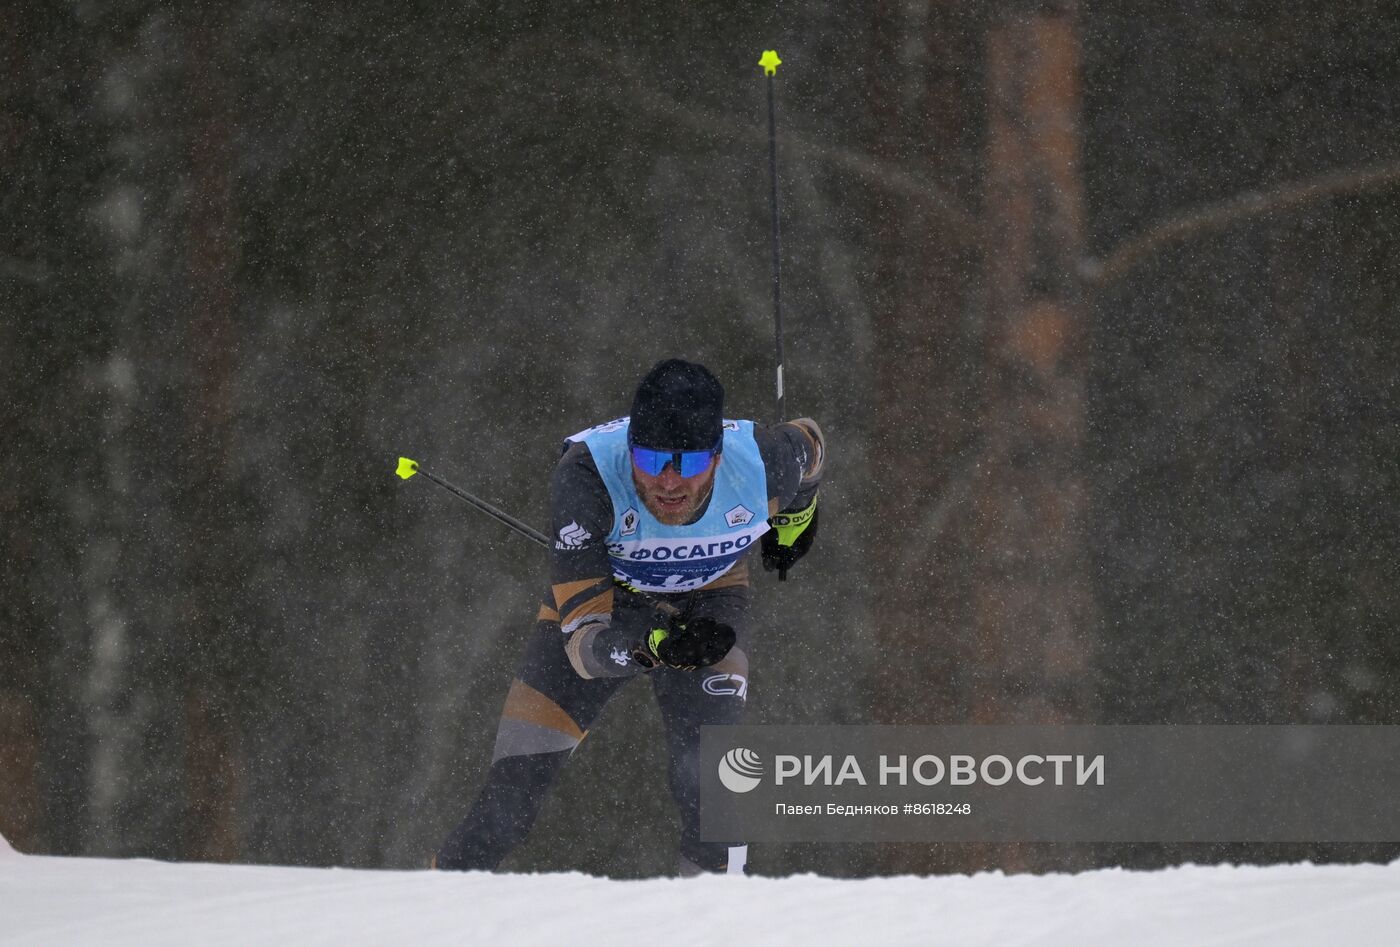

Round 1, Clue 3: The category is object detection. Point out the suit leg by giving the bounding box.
[435,622,625,871]
[652,642,750,875]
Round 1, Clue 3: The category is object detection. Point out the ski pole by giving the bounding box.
[396,457,683,618]
[759,50,796,582]
[759,49,786,424]
[396,457,550,547]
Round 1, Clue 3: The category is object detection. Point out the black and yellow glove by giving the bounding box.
[632,615,736,671]
[761,494,819,578]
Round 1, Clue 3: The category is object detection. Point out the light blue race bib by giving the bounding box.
[566,417,770,593]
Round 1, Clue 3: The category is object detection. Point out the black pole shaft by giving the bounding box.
[766,73,785,425]
[765,71,792,583]
[416,467,550,548]
[411,463,683,617]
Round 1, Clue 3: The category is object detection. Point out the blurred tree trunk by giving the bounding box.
[185,691,240,860]
[4,4,120,858]
[868,0,1095,876]
[181,18,243,863]
[973,1,1094,727]
[962,1,1097,876]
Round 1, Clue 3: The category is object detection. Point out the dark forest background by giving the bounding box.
[3,1,1398,877]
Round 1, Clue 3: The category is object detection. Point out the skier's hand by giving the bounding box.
[761,495,818,574]
[633,615,735,671]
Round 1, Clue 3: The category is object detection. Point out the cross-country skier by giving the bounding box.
[434,358,824,875]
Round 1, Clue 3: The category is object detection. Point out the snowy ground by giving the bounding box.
[4,833,1400,946]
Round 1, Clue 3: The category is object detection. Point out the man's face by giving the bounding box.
[632,452,720,525]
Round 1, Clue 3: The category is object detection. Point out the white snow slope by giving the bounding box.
[3,833,1400,946]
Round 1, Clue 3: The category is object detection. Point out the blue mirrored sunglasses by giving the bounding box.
[629,445,718,478]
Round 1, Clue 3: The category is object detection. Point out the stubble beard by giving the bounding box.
[637,476,716,526]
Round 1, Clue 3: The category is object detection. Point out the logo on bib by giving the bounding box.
[620,507,640,536]
[725,504,755,528]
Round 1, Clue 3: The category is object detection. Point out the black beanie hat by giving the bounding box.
[629,359,725,451]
